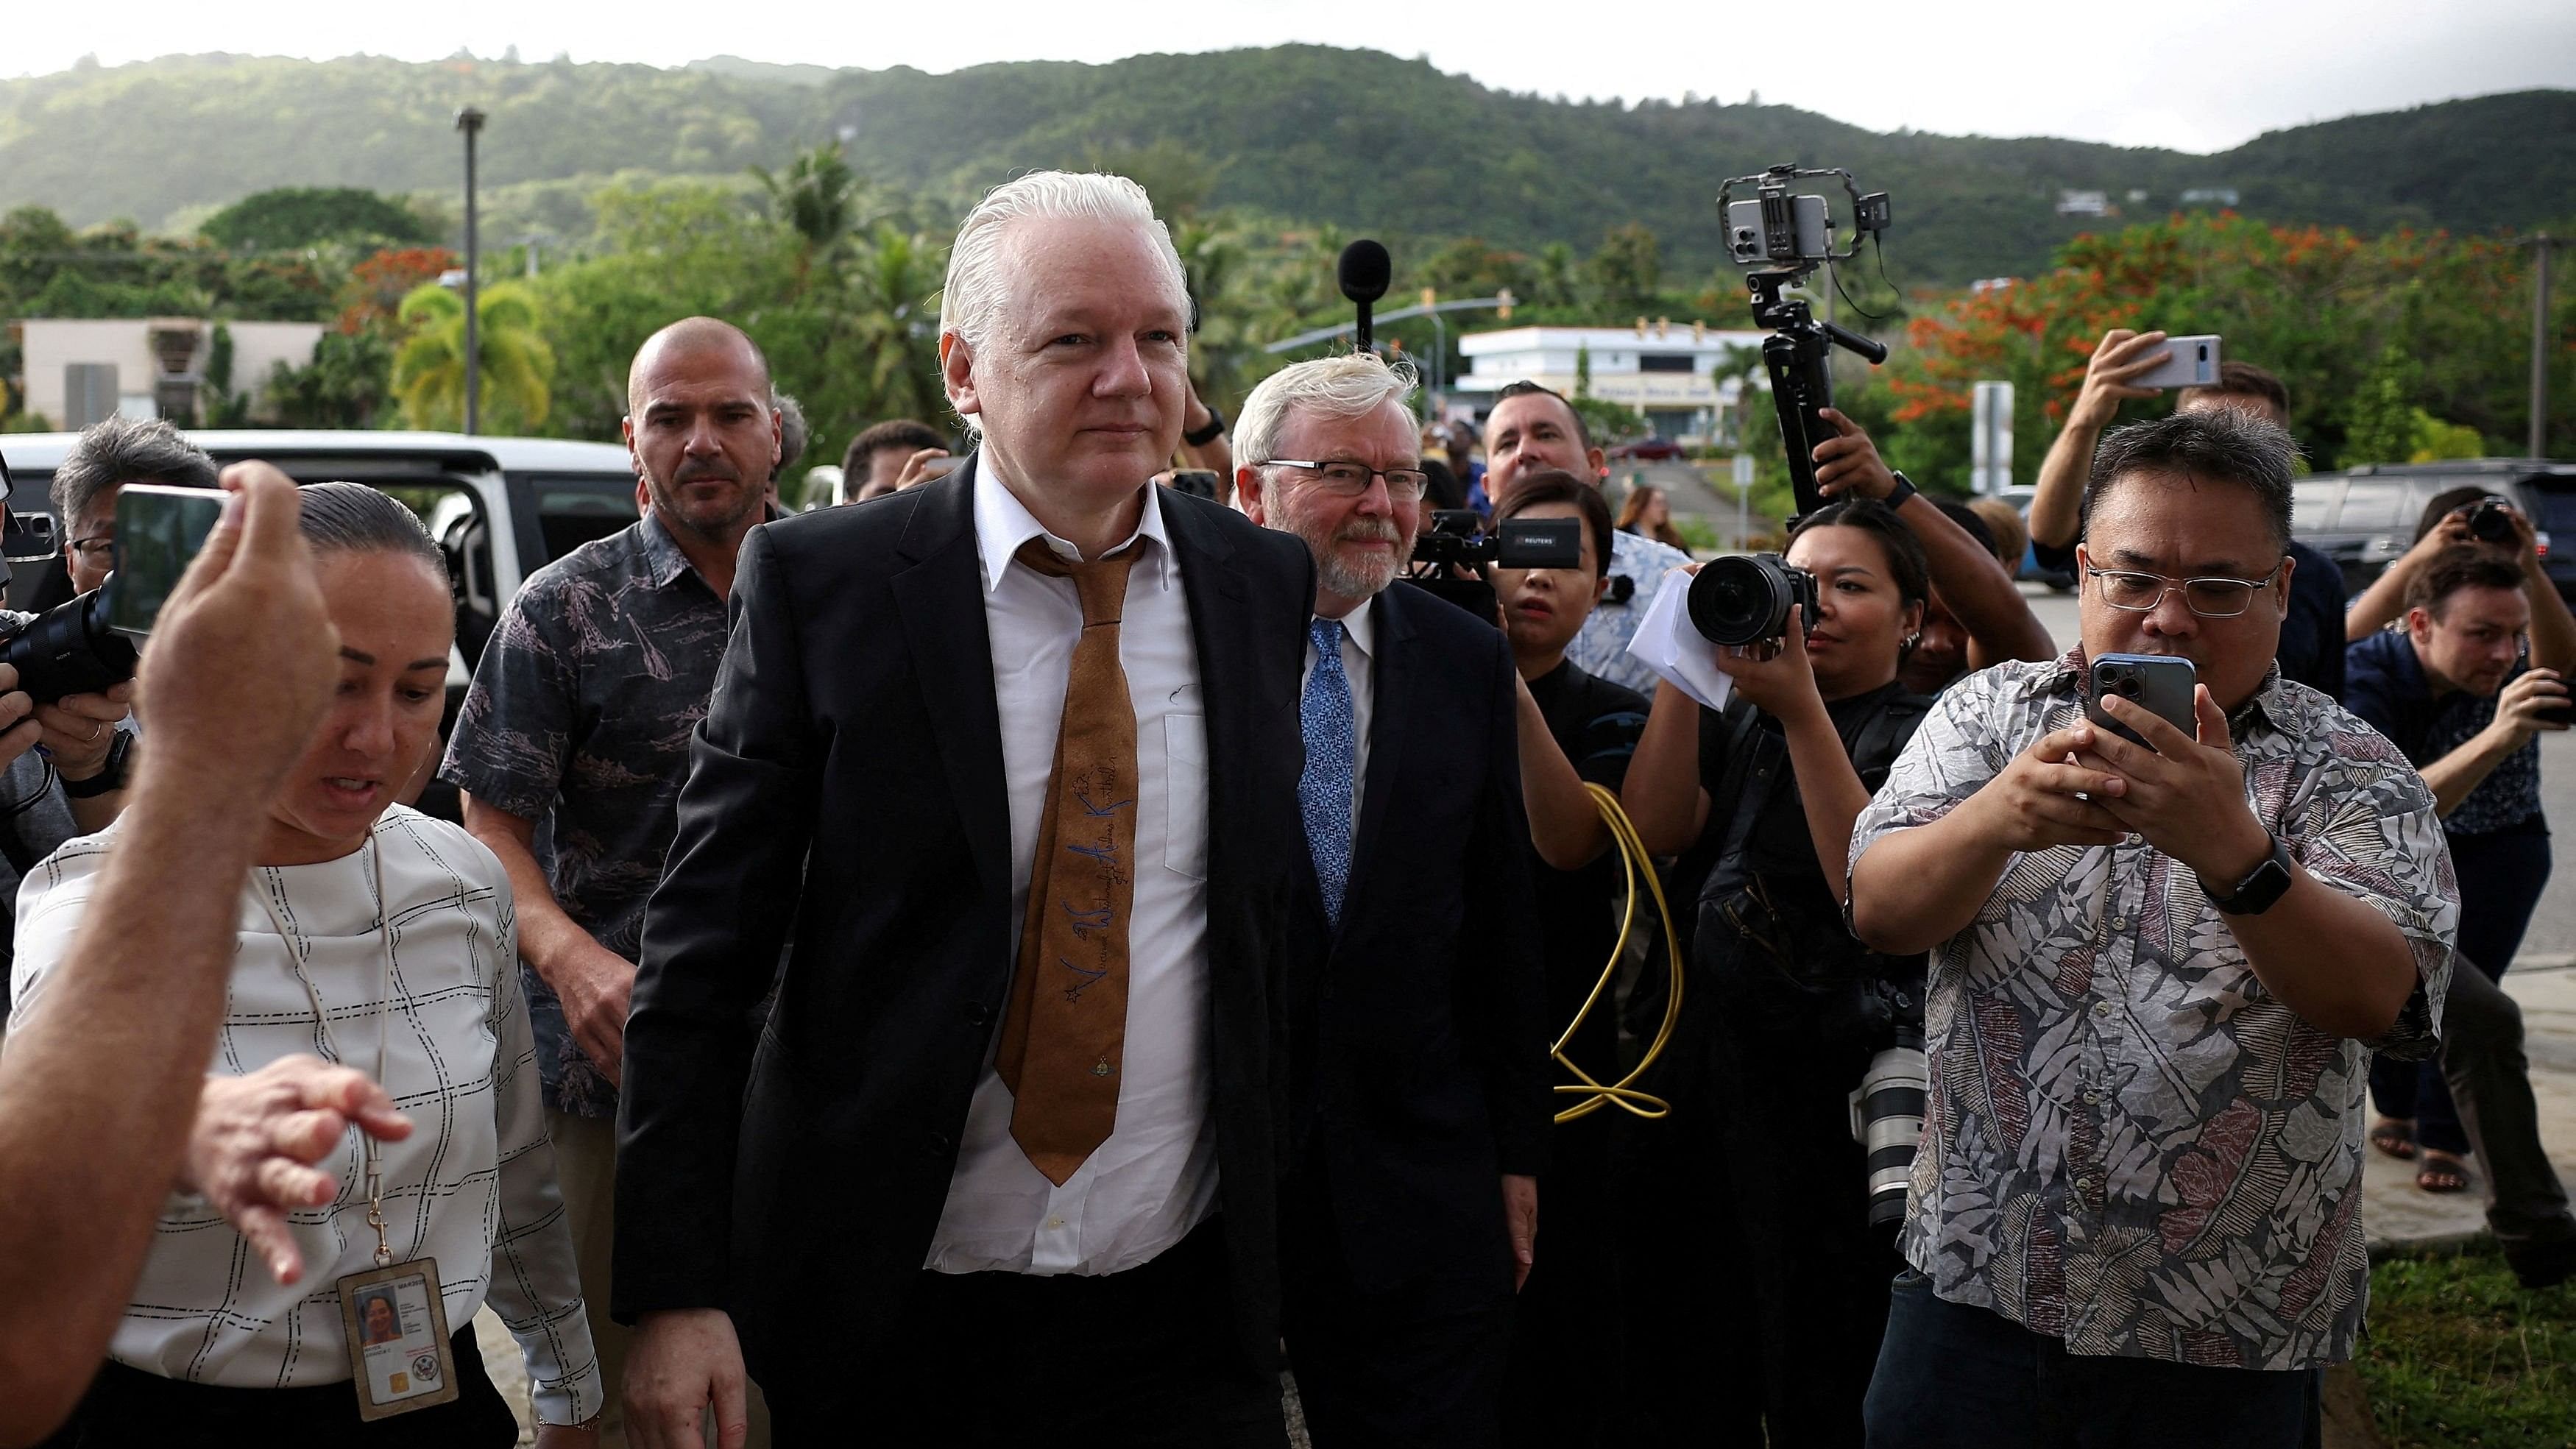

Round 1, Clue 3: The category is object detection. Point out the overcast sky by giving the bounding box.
[9,0,2571,154]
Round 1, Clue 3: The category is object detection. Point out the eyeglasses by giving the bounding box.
[69,534,116,564]
[1264,459,1430,503]
[2083,558,2285,618]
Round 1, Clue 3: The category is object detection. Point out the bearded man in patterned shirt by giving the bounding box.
[442,316,780,1447]
[1845,408,2456,1448]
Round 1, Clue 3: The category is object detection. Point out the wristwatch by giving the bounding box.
[1183,405,1227,448]
[2207,833,2293,915]
[1882,470,1919,510]
[60,729,132,798]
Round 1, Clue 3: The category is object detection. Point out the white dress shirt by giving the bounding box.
[924,468,1216,1277]
[1302,598,1379,826]
[7,808,602,1425]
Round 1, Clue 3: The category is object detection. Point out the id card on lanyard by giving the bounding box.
[256,828,460,1419]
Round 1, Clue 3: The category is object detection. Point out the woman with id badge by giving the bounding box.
[10,483,601,1445]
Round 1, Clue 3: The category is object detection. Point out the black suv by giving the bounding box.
[2291,459,2576,600]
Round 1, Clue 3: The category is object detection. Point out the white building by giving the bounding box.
[13,318,325,430]
[1455,322,1769,442]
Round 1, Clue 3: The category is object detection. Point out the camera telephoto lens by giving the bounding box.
[1688,553,1820,648]
[1688,555,1794,647]
[1853,1030,1928,1230]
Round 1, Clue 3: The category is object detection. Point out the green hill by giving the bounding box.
[1,46,2565,282]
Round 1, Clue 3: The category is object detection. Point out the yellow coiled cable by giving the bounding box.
[1551,782,1685,1124]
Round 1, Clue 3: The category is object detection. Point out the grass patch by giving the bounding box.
[2359,1239,2575,1447]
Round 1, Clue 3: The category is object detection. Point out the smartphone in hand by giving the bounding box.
[108,483,227,637]
[2087,653,2198,749]
[2133,335,2222,389]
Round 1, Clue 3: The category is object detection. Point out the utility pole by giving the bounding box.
[456,107,486,436]
[2523,233,2558,459]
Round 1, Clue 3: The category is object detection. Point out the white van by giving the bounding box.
[0,430,643,818]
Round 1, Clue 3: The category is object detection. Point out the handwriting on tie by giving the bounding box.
[1058,955,1108,1002]
[1055,767,1131,1004]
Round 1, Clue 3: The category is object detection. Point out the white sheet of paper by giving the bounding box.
[1626,573,1734,712]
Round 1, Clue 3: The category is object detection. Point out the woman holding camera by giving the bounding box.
[1615,497,1933,1448]
[11,484,600,1445]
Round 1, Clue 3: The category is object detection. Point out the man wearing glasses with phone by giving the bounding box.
[1847,408,2456,1448]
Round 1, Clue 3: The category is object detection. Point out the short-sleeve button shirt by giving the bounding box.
[1847,651,2458,1371]
[1568,528,1691,696]
[439,512,731,1118]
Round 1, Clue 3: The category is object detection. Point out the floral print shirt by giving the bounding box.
[1849,651,2457,1370]
[440,513,731,1118]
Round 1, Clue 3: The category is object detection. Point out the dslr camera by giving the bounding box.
[1687,553,1819,648]
[0,448,139,704]
[2461,495,2519,545]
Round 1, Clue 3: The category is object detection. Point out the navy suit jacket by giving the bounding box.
[1289,580,1552,1295]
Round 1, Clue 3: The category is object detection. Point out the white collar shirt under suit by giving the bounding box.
[925,468,1217,1277]
[6,807,602,1425]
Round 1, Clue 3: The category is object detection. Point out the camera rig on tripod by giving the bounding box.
[1718,164,1893,517]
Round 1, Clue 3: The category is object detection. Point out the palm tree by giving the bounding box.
[841,222,949,427]
[1171,215,1264,406]
[753,144,859,249]
[752,144,864,287]
[391,280,553,432]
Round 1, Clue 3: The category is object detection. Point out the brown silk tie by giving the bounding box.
[994,537,1141,1185]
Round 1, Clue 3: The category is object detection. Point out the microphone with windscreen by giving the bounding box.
[1337,239,1391,352]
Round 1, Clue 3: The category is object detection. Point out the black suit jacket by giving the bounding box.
[612,458,1316,1381]
[1291,580,1551,1295]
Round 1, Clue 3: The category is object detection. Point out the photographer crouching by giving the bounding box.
[1616,497,1935,1445]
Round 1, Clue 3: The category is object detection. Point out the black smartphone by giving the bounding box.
[108,483,227,637]
[2087,653,2198,749]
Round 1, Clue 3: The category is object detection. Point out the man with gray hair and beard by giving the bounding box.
[1236,353,1549,1448]
[615,172,1314,1446]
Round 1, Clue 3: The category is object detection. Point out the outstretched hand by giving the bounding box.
[2068,330,2171,432]
[183,1055,411,1284]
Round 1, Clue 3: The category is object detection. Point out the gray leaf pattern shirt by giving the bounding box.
[440,513,730,1119]
[1848,651,2457,1371]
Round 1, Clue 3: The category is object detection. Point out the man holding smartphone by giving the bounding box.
[2026,343,2348,697]
[1848,408,2455,1448]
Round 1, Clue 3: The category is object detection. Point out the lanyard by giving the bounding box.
[252,827,399,1266]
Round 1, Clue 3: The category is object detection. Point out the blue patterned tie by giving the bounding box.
[1301,616,1359,927]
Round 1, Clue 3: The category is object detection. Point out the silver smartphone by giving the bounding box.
[2134,334,2221,389]
[2087,653,2198,749]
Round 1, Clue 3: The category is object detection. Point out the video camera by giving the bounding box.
[1719,165,1894,518]
[1406,509,1585,621]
